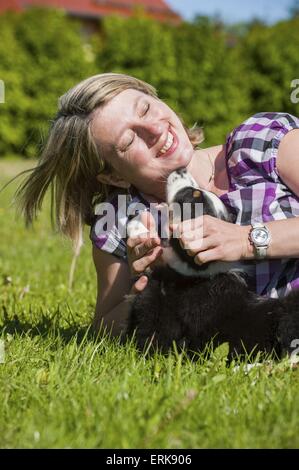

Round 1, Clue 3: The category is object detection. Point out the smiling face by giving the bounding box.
[91,88,194,200]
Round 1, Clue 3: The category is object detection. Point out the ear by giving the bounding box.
[96,171,131,189]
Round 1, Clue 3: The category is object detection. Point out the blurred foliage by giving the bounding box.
[0,8,96,158]
[0,7,299,157]
[241,18,299,115]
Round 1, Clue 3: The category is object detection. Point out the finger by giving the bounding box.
[182,233,219,253]
[178,216,204,231]
[132,246,163,275]
[179,228,205,248]
[128,237,161,261]
[170,217,204,238]
[194,248,221,265]
[131,275,148,294]
[127,234,160,250]
[136,237,161,257]
[127,209,159,243]
[185,239,211,255]
[139,210,158,238]
[132,246,163,274]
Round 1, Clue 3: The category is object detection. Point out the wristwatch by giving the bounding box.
[249,223,271,259]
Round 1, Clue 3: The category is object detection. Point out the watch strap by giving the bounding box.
[255,245,267,259]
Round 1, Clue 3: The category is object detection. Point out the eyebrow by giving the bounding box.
[116,94,142,147]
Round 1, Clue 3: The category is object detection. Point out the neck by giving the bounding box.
[138,144,228,203]
[186,148,214,189]
[187,145,228,196]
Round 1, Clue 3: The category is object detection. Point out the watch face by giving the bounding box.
[251,228,269,246]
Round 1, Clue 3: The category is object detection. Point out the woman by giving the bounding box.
[16,73,299,336]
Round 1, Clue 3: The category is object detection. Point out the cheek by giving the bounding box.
[129,143,151,165]
[115,147,149,177]
[136,149,149,164]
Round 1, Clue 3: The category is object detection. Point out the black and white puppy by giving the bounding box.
[126,169,299,359]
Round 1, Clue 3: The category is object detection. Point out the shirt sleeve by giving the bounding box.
[225,112,299,186]
[89,192,128,260]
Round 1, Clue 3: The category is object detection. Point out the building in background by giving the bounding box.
[0,0,181,34]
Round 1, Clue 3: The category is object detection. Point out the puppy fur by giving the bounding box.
[126,169,299,358]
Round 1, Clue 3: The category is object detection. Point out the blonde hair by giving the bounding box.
[15,73,204,253]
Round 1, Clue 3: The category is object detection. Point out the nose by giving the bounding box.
[136,121,164,147]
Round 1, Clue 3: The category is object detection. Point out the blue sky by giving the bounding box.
[167,0,295,24]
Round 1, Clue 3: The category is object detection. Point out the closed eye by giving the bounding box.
[121,102,150,151]
[125,134,135,150]
[141,102,150,116]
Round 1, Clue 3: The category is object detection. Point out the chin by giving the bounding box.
[175,147,193,168]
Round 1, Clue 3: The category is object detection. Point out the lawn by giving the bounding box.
[0,159,299,449]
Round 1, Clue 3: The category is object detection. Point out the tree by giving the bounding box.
[0,8,96,158]
[242,17,299,115]
[2,7,298,158]
[95,14,178,104]
[289,0,299,18]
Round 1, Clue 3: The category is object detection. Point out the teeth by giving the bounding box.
[158,131,174,156]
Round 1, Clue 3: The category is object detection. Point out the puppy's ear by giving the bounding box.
[192,190,201,198]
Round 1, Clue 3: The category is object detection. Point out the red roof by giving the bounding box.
[0,0,181,24]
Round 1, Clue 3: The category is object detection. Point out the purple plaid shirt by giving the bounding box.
[90,112,299,298]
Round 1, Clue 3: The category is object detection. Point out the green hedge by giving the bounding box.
[0,7,299,158]
[0,8,96,158]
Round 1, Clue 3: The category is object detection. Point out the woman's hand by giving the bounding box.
[127,211,163,292]
[171,215,253,264]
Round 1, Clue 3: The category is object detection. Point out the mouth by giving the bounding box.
[156,128,178,158]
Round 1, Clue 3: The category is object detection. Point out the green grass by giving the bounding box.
[1,159,299,449]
